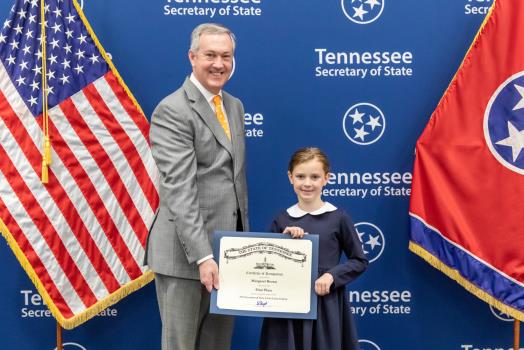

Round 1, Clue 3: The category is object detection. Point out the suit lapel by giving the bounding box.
[183,78,233,156]
[223,93,242,178]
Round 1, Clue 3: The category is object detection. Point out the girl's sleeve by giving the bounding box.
[328,212,369,289]
[268,213,283,233]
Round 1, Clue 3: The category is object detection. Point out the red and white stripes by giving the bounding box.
[0,61,159,320]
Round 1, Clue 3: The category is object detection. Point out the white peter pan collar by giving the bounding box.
[286,202,337,218]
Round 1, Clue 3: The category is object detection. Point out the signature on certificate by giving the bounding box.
[256,300,268,307]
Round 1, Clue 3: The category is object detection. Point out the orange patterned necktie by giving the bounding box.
[212,95,231,140]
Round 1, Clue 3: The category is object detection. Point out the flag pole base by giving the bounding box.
[515,320,520,350]
[57,322,63,350]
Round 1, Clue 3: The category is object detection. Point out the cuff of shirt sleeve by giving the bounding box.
[197,255,214,265]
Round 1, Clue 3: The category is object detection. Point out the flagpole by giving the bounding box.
[56,322,63,350]
[40,0,51,184]
[42,0,58,344]
[515,320,520,350]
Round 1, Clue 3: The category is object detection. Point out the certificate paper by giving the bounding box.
[210,231,318,319]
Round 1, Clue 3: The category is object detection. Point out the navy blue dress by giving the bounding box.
[259,206,368,350]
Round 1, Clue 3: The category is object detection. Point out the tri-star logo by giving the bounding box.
[355,222,385,263]
[343,102,386,145]
[358,339,382,350]
[341,0,384,24]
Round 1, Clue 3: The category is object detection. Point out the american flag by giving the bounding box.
[0,0,159,328]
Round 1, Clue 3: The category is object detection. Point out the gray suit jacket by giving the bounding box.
[146,77,249,280]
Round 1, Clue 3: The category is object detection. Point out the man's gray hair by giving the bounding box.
[190,23,236,53]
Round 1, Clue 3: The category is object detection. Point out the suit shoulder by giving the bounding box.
[151,87,192,120]
[156,85,188,107]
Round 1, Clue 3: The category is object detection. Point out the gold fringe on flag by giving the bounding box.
[72,0,146,118]
[1,213,154,329]
[409,241,524,322]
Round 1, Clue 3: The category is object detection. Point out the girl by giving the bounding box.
[259,147,368,350]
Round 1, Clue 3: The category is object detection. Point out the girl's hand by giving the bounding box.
[315,273,334,296]
[283,226,305,238]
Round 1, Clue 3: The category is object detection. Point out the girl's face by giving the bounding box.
[288,158,329,206]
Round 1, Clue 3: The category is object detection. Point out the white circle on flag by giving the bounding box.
[484,70,524,175]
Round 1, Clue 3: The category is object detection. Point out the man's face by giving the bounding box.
[189,33,234,95]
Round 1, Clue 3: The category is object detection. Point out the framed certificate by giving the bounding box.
[210,231,319,319]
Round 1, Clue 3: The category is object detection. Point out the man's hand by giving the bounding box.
[199,259,219,292]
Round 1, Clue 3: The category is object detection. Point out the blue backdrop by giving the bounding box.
[0,1,520,349]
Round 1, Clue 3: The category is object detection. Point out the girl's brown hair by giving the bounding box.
[288,147,330,174]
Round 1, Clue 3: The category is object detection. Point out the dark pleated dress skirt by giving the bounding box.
[259,286,360,350]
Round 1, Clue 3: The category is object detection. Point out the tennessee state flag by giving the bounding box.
[409,0,524,321]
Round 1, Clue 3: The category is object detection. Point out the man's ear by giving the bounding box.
[188,50,196,67]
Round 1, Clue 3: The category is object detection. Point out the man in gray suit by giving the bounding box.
[146,23,249,350]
